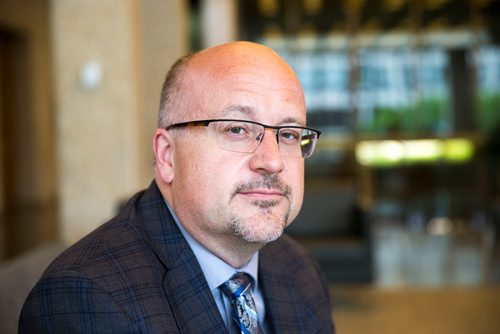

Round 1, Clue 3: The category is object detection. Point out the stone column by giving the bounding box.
[200,0,237,48]
[51,0,187,243]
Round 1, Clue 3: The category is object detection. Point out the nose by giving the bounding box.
[249,128,284,174]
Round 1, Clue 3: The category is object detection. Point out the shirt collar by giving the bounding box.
[165,203,259,291]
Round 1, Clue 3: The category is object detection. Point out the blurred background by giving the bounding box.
[0,0,499,333]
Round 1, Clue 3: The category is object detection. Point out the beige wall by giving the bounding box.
[0,0,188,252]
[51,0,187,243]
[136,0,188,187]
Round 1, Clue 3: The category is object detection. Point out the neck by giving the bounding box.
[187,224,264,268]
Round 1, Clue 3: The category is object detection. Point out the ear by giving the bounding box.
[153,128,175,184]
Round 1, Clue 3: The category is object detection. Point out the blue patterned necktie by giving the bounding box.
[220,272,263,334]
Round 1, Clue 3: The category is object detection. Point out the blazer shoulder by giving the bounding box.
[36,187,161,296]
[46,191,150,275]
[21,185,177,332]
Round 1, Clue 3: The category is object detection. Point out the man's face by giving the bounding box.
[168,48,306,247]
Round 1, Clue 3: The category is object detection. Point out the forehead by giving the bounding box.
[184,54,306,124]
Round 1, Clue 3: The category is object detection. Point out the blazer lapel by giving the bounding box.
[138,182,228,333]
[161,243,227,333]
[259,239,311,333]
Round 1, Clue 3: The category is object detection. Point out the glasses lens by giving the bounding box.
[299,131,318,158]
[278,128,318,158]
[214,121,263,153]
[213,120,319,158]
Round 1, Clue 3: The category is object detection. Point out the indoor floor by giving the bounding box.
[330,220,500,334]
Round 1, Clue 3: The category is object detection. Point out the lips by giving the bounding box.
[237,189,285,200]
[238,188,284,196]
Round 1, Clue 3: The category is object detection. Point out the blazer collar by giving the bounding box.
[136,181,228,333]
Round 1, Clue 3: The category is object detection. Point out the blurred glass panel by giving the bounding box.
[358,47,450,135]
[475,46,500,131]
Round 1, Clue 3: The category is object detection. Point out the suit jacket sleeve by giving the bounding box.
[19,270,137,333]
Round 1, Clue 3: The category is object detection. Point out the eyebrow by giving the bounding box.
[220,104,305,126]
[221,104,254,116]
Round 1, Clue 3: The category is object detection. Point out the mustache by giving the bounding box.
[233,174,292,198]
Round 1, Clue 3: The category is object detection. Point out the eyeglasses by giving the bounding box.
[166,119,321,158]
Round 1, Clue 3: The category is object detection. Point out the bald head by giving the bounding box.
[158,41,304,127]
[188,42,299,84]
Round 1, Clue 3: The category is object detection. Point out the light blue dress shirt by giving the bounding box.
[166,204,269,333]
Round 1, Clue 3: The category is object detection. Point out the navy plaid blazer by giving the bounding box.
[19,181,334,333]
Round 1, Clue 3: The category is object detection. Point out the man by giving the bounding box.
[19,41,334,333]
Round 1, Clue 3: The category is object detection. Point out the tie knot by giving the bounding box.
[221,272,253,299]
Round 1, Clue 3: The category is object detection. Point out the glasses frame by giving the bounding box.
[166,118,321,158]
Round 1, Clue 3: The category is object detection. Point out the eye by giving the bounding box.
[279,129,301,144]
[220,122,253,140]
[228,126,246,135]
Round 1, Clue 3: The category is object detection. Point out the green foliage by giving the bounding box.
[477,92,500,132]
[360,97,448,135]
